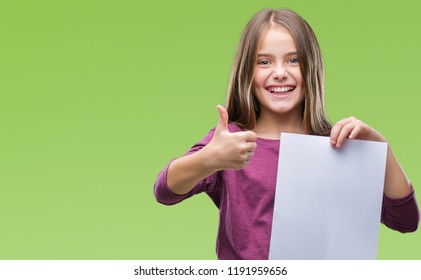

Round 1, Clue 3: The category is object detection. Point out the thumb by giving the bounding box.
[215,105,229,133]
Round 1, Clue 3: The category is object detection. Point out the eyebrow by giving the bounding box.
[257,51,298,57]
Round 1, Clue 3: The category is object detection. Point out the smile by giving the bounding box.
[266,86,296,96]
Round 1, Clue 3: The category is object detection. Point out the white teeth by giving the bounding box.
[268,86,294,93]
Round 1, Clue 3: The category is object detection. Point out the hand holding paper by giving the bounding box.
[330,116,386,148]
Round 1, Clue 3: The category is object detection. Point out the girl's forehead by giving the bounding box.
[257,26,296,52]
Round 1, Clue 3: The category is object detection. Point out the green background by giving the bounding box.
[0,0,419,259]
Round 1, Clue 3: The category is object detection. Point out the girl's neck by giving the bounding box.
[252,110,306,140]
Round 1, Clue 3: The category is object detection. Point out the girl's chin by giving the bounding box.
[262,106,301,115]
[260,100,304,115]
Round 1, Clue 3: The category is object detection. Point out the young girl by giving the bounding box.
[154,9,419,260]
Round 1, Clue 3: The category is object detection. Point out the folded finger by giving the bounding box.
[336,123,355,148]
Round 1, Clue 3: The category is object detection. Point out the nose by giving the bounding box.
[272,64,288,79]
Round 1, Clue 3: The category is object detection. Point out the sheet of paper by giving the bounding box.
[269,133,388,260]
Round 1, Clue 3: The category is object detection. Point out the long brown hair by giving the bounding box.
[226,9,331,136]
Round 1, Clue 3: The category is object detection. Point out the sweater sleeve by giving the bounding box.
[381,184,419,233]
[153,128,219,206]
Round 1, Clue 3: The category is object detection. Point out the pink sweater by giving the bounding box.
[154,124,419,259]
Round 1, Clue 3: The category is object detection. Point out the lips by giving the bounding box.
[266,85,296,96]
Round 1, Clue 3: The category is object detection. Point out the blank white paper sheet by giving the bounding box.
[269,133,388,260]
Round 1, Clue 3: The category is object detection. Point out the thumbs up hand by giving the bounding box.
[203,105,257,171]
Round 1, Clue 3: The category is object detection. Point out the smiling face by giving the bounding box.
[253,26,304,120]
